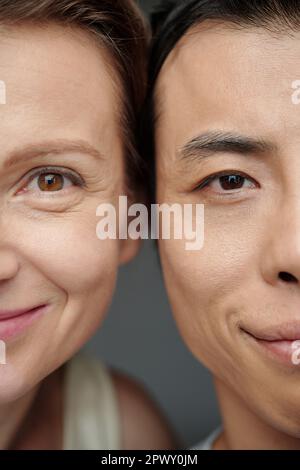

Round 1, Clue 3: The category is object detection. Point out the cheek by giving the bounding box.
[160,226,254,304]
[0,211,120,400]
[9,210,120,297]
[158,220,261,363]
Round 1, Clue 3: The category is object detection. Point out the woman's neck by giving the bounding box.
[0,384,39,449]
[2,365,64,450]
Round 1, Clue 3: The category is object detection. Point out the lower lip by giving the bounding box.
[245,331,300,367]
[0,305,49,341]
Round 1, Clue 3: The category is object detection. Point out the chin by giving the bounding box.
[265,406,300,439]
[0,365,35,404]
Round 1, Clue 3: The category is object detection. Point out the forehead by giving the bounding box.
[0,23,120,156]
[155,23,300,156]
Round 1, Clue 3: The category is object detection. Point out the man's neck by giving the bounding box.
[213,376,300,450]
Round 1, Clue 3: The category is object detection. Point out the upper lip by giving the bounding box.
[241,322,300,341]
[0,305,46,321]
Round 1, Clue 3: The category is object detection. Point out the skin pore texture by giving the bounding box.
[0,23,175,450]
[155,22,300,450]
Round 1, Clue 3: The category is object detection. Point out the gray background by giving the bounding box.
[84,0,221,448]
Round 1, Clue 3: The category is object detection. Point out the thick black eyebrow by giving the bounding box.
[178,131,276,162]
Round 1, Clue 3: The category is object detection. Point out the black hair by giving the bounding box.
[140,0,300,201]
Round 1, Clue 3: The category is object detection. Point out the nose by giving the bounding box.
[261,194,300,286]
[0,248,20,282]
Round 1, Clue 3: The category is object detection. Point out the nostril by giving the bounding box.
[278,271,298,283]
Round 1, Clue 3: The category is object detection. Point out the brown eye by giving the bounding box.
[38,173,64,192]
[196,171,257,194]
[16,167,84,197]
[219,174,245,190]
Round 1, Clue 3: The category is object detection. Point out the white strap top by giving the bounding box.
[190,426,222,450]
[63,352,122,450]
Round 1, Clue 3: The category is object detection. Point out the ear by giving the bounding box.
[119,237,142,266]
[118,188,144,265]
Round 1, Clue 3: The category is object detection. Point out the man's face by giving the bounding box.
[155,24,300,436]
[0,24,136,402]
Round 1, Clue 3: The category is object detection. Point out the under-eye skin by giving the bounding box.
[193,169,259,199]
[15,166,86,197]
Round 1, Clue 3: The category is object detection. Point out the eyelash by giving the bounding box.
[195,170,259,195]
[17,166,85,195]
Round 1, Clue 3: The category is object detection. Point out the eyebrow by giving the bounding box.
[3,139,104,169]
[178,131,276,162]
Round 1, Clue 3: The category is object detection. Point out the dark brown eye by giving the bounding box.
[219,174,245,190]
[196,171,257,194]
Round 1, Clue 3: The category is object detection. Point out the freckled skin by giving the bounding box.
[0,24,138,402]
[156,24,300,449]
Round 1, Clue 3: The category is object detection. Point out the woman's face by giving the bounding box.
[155,25,300,436]
[0,24,137,401]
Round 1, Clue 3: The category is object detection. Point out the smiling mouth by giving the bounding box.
[0,305,48,320]
[0,304,49,340]
[241,326,300,367]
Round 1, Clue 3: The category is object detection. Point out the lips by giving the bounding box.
[0,304,49,340]
[241,321,300,341]
[241,324,300,366]
[0,305,46,321]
